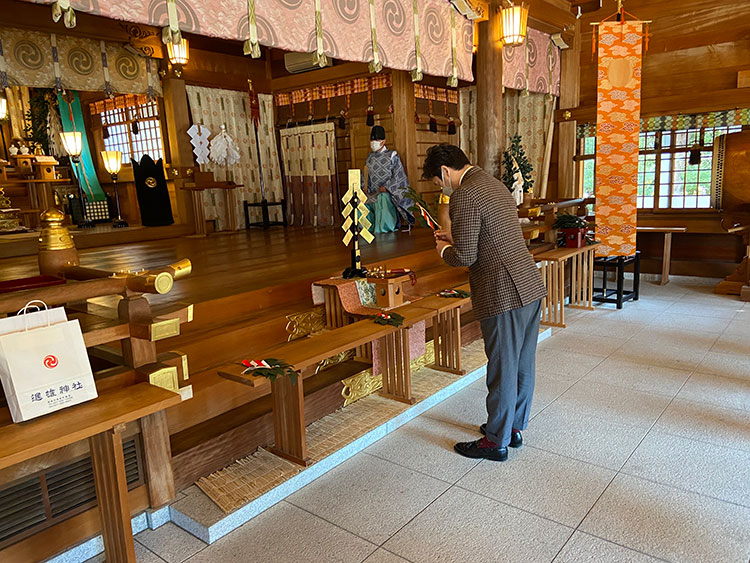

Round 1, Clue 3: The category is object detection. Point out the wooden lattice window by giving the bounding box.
[91,95,164,166]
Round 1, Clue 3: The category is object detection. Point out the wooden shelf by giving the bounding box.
[0,383,181,470]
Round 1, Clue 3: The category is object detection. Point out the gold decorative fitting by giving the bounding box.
[563,110,572,120]
[149,317,180,341]
[169,258,192,279]
[38,207,75,250]
[147,366,179,392]
[152,272,175,294]
[341,370,382,406]
[285,306,325,341]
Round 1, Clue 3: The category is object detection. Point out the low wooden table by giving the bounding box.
[181,182,244,235]
[0,384,181,563]
[218,285,472,465]
[536,244,599,322]
[636,226,687,285]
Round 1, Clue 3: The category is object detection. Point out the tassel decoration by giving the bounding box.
[131,121,139,136]
[338,110,346,130]
[366,105,375,127]
[447,117,456,135]
[429,115,438,133]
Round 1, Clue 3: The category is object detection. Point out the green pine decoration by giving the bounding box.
[23,89,55,155]
[242,358,298,384]
[372,312,405,327]
[502,133,534,194]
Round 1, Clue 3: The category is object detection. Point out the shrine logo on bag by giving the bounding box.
[44,355,59,369]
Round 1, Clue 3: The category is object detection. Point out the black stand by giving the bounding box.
[71,157,94,228]
[110,173,128,228]
[593,252,641,309]
[244,199,287,229]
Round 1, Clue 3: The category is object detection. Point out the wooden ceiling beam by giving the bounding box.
[556,87,750,124]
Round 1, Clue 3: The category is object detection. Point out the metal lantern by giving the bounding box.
[499,2,529,47]
[59,131,83,159]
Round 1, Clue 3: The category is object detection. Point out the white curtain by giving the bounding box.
[458,86,478,164]
[186,86,284,230]
[503,90,555,196]
[279,123,338,227]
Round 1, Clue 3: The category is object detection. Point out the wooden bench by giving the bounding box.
[217,284,472,466]
[0,384,182,563]
[636,226,687,285]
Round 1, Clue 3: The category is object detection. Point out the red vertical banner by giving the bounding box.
[595,21,643,257]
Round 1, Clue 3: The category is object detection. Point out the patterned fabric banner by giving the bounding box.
[502,28,561,96]
[274,74,392,107]
[577,108,750,138]
[0,26,161,96]
[414,84,458,105]
[24,0,473,82]
[595,21,643,258]
[279,122,338,227]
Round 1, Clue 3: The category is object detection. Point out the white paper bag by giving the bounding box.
[0,301,97,422]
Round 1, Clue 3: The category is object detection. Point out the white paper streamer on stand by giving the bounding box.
[209,124,241,167]
[187,124,211,165]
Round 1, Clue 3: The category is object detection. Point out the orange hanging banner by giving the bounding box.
[595,20,643,258]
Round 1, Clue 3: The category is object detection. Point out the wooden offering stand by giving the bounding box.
[0,209,194,563]
[367,267,414,308]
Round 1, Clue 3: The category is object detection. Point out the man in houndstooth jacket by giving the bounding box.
[422,144,547,462]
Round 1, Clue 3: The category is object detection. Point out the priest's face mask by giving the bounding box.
[370,140,385,152]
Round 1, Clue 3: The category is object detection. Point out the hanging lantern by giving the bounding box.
[499,2,529,47]
[167,37,189,66]
[167,38,189,77]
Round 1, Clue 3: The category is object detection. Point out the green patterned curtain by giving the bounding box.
[57,91,105,202]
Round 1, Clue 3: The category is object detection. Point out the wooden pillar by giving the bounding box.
[268,375,308,466]
[476,0,504,177]
[118,294,158,369]
[162,77,196,230]
[557,20,582,199]
[89,426,136,563]
[391,70,419,185]
[140,410,176,508]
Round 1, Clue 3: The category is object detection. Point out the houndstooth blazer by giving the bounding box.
[442,167,546,321]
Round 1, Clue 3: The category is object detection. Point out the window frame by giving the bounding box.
[90,96,167,171]
[576,125,746,214]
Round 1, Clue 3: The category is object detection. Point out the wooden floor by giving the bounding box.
[0,226,437,303]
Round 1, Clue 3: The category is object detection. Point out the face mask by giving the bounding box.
[370,140,384,152]
[441,167,453,197]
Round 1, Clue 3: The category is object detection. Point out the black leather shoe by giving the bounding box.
[479,424,523,448]
[454,439,508,461]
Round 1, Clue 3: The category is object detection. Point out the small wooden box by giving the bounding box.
[33,157,59,180]
[11,155,34,175]
[368,274,412,309]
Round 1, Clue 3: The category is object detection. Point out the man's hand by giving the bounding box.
[436,239,452,258]
[378,186,388,193]
[434,230,453,244]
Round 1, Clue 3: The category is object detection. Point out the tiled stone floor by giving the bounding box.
[88,277,750,563]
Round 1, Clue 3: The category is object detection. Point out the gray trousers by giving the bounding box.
[480,299,543,447]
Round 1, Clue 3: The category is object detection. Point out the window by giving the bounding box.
[94,96,164,165]
[578,124,744,210]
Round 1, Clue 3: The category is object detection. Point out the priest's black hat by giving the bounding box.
[370,125,386,140]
